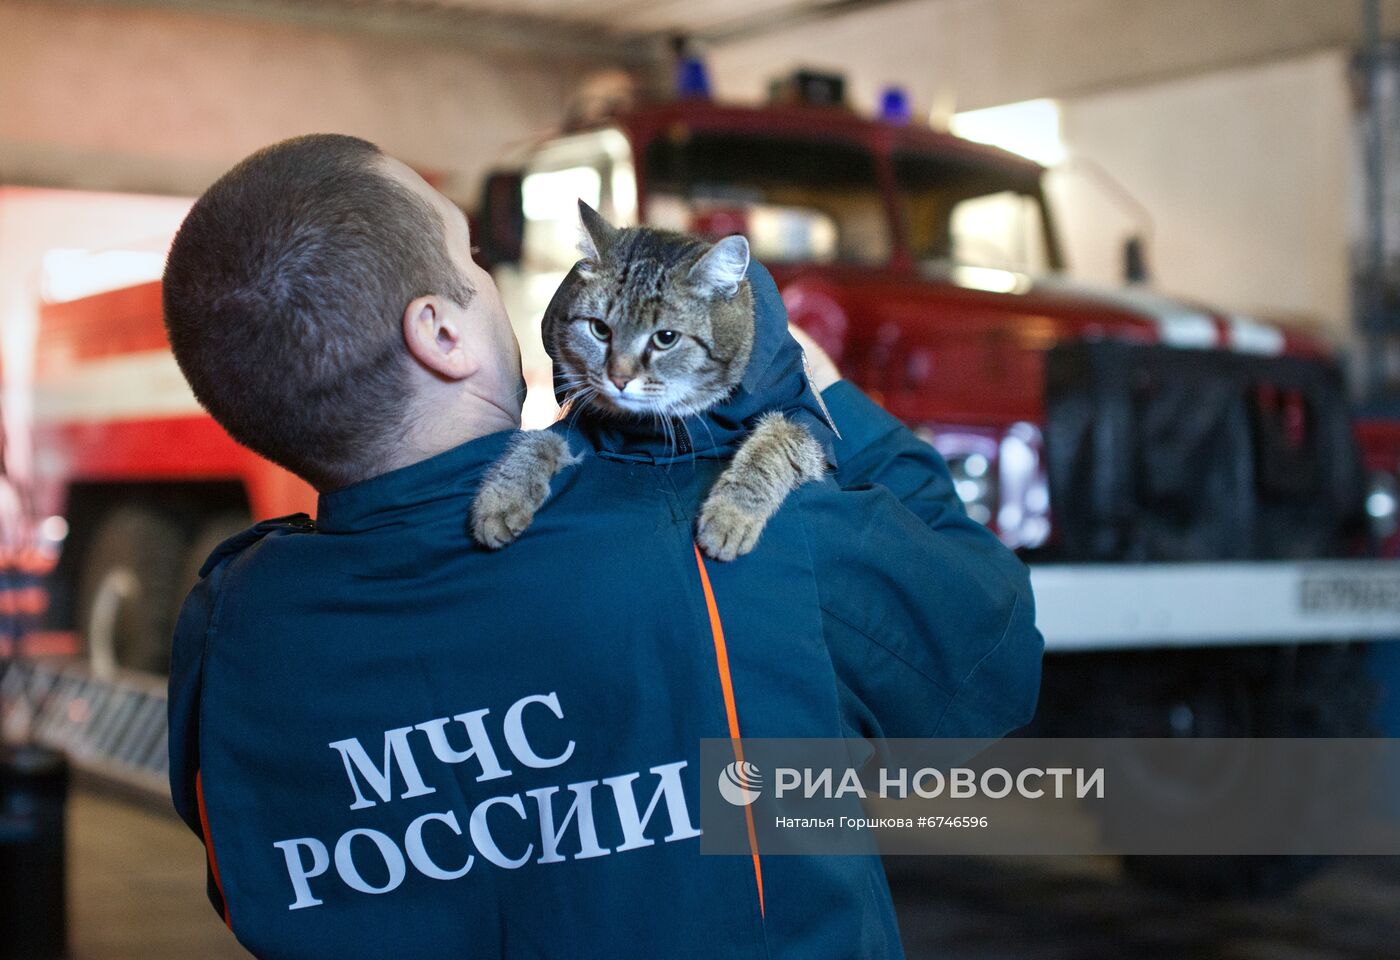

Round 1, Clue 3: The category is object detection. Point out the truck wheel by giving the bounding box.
[1079,646,1373,899]
[76,506,186,676]
[1120,853,1328,900]
[171,511,250,627]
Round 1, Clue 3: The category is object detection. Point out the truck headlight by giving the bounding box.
[1366,470,1398,540]
[924,423,1050,549]
[948,450,997,526]
[997,423,1051,550]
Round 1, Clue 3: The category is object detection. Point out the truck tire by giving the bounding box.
[75,505,186,676]
[171,511,251,628]
[1057,646,1373,899]
[1120,853,1328,900]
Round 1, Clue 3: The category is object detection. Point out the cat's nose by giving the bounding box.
[609,375,632,392]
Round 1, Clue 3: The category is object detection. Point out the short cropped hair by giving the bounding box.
[163,134,473,489]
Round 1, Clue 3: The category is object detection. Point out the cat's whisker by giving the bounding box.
[688,414,721,457]
[660,412,677,460]
[566,386,599,419]
[562,401,590,440]
[647,410,662,454]
[558,374,597,395]
[559,383,602,438]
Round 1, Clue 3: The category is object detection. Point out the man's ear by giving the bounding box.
[403,296,478,380]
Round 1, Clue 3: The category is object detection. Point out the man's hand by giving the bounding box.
[789,325,841,392]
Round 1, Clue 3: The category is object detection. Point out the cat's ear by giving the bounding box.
[689,235,750,300]
[577,200,618,263]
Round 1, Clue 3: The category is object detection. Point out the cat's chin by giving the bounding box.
[581,385,731,420]
[588,394,669,418]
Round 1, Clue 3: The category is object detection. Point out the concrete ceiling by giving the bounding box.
[77,0,895,63]
[371,0,836,36]
[66,0,1400,90]
[711,0,1400,111]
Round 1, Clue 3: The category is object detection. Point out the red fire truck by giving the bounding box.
[26,281,315,674]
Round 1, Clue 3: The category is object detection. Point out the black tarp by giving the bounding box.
[1044,341,1367,562]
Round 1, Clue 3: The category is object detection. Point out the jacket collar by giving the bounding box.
[316,428,516,532]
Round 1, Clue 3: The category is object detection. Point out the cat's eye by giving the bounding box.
[587,318,611,342]
[650,330,681,350]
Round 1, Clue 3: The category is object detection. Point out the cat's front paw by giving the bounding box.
[470,483,539,549]
[470,431,579,549]
[696,495,766,562]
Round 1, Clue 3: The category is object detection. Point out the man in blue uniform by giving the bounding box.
[163,134,1042,959]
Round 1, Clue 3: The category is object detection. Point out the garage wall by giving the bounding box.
[0,1,599,201]
[709,0,1396,114]
[1053,49,1354,337]
[0,188,196,482]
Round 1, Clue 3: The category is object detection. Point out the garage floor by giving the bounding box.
[68,789,1399,959]
[887,856,1400,959]
[68,791,245,960]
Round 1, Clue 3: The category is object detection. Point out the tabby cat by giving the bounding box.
[470,201,826,561]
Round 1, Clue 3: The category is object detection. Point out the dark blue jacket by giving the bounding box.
[168,264,1043,959]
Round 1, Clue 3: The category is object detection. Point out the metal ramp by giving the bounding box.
[1,659,169,799]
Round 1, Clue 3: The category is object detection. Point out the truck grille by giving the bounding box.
[1043,341,1367,562]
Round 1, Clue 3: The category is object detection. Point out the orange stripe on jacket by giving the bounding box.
[196,770,233,930]
[693,544,765,918]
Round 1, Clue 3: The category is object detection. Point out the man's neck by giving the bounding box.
[377,391,520,478]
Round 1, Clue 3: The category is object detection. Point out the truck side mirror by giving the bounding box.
[475,170,524,269]
[1123,234,1150,285]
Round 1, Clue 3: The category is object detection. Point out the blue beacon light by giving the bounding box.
[879,86,912,124]
[677,57,712,99]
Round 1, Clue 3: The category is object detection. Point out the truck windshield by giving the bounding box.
[644,134,890,266]
[894,153,1052,276]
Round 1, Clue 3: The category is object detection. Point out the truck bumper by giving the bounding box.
[1032,560,1400,651]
